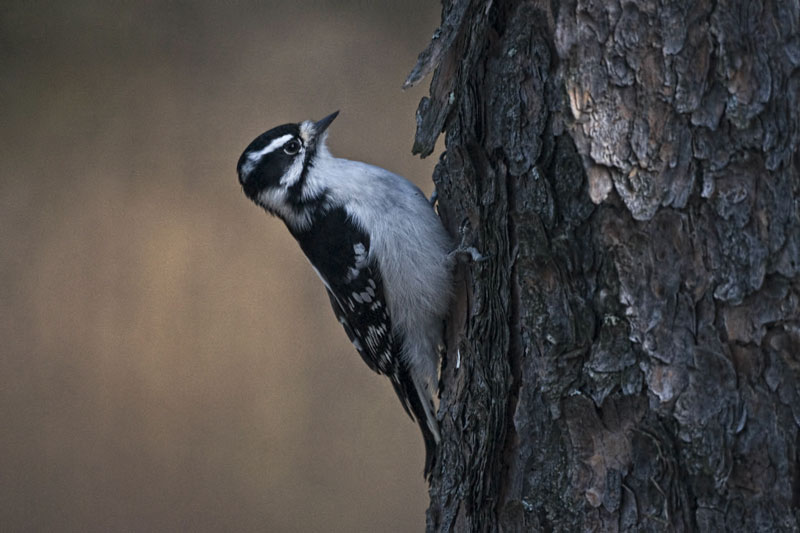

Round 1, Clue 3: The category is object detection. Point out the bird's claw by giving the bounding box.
[448,218,489,263]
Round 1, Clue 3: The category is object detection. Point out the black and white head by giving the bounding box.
[237,111,339,230]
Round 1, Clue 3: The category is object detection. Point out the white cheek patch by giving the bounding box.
[279,155,305,187]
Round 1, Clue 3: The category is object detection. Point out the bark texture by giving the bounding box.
[408,0,800,530]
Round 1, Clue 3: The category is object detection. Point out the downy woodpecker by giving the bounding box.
[237,111,453,477]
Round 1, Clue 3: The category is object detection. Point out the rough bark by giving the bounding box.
[408,0,800,531]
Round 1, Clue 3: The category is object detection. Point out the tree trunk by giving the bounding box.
[406,0,800,530]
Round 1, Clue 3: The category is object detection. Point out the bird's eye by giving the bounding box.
[283,139,301,155]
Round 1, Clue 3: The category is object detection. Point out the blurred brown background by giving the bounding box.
[0,1,441,531]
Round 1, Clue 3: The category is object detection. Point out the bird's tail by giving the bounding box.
[412,377,440,479]
[390,364,441,480]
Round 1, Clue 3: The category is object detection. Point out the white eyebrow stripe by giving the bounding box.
[247,133,295,162]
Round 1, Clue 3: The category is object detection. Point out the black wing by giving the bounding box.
[293,206,438,474]
[293,208,396,375]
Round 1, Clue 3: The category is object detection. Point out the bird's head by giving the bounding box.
[237,111,339,228]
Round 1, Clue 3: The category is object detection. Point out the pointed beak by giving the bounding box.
[314,111,339,135]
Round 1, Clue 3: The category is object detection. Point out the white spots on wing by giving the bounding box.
[346,267,360,281]
[353,243,367,267]
[365,323,385,351]
[367,278,376,289]
[370,300,382,311]
[352,338,363,352]
[349,280,375,303]
[345,244,370,284]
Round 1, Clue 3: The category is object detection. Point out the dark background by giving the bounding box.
[0,1,441,530]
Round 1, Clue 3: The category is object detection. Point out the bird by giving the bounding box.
[236,111,454,477]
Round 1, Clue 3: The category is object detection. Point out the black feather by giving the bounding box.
[293,206,436,477]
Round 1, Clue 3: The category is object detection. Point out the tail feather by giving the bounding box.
[389,364,440,480]
[410,381,439,479]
